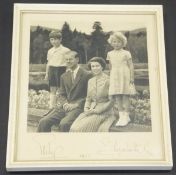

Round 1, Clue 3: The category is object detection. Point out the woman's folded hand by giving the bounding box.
[84,109,98,116]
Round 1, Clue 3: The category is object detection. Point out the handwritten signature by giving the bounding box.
[97,138,153,156]
[32,135,64,159]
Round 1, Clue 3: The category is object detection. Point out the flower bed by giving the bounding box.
[129,89,151,125]
[28,89,50,109]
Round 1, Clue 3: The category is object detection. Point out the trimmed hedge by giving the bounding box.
[29,63,148,72]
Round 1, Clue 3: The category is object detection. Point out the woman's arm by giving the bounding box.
[84,80,92,111]
[84,98,115,116]
[84,97,92,111]
[95,98,115,114]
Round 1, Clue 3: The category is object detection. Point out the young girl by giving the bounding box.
[107,32,135,126]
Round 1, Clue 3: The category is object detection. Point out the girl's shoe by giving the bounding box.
[115,112,130,126]
[115,111,124,126]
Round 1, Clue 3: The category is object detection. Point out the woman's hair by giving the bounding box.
[108,31,127,47]
[88,57,106,70]
[49,30,62,39]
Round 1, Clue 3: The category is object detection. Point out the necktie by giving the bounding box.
[70,70,74,84]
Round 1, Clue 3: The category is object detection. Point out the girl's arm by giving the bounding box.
[127,56,134,83]
[109,60,112,70]
[106,53,112,70]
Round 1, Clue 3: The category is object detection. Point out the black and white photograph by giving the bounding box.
[6,4,172,171]
[28,14,151,133]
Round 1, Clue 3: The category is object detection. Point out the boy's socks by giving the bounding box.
[49,94,56,109]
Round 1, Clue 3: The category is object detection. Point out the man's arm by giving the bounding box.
[77,72,92,109]
[57,76,68,107]
[75,98,86,109]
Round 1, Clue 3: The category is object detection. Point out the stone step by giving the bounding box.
[110,123,151,132]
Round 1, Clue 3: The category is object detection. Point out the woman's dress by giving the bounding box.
[70,73,116,132]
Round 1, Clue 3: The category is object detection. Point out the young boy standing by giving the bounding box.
[45,30,70,109]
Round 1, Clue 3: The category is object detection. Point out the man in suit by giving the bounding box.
[37,51,92,132]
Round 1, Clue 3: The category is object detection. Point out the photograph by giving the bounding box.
[6,4,172,171]
[28,16,151,133]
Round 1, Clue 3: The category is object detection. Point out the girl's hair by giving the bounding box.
[87,57,106,70]
[108,31,127,47]
[49,30,62,39]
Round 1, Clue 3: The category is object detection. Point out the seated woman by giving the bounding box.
[70,57,116,132]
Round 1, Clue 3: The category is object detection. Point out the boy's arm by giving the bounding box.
[45,51,50,80]
[45,63,49,80]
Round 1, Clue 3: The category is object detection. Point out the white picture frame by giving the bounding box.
[6,3,173,171]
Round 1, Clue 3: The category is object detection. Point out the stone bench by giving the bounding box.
[28,108,152,132]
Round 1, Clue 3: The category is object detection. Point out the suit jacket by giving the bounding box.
[58,67,92,109]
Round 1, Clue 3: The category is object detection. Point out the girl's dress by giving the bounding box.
[107,49,132,95]
[70,73,116,132]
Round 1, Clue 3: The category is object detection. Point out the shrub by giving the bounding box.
[28,89,50,109]
[129,89,151,125]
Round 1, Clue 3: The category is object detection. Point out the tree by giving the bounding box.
[93,21,102,31]
[90,21,107,59]
[30,26,51,63]
[32,34,45,64]
[127,30,148,63]
[73,28,78,38]
[70,33,91,63]
[61,22,73,49]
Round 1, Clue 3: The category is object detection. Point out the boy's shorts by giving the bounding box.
[48,66,66,87]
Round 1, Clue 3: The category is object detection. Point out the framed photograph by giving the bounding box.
[6,3,173,171]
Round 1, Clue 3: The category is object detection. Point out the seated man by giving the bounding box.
[37,51,92,132]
